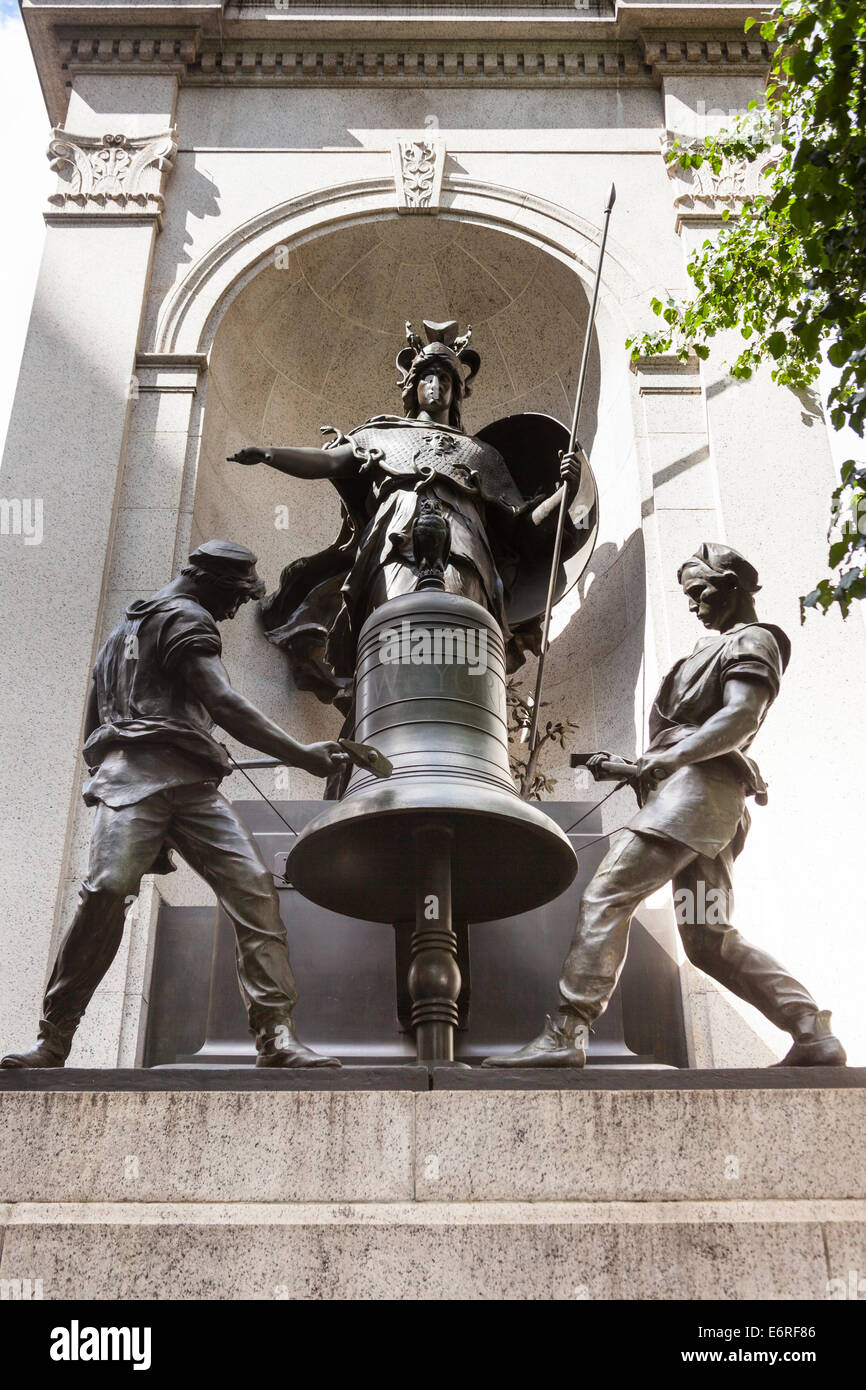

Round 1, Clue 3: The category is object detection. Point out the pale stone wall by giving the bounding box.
[2,2,864,1069]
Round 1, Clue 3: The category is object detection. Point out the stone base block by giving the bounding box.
[2,1085,863,1205]
[2,1201,864,1301]
[1,1086,864,1299]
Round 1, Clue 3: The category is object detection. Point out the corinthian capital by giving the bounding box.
[46,129,178,225]
[660,130,781,233]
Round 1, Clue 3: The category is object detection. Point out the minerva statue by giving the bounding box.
[230,320,597,711]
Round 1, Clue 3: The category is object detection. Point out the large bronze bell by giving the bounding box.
[288,591,578,1061]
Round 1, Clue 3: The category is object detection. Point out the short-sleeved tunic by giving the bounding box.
[628,622,789,858]
[83,596,232,808]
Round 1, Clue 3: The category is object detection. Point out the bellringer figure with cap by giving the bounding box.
[485,543,847,1070]
[1,540,348,1070]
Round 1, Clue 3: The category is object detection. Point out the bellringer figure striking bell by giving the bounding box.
[1,541,348,1070]
[484,543,847,1070]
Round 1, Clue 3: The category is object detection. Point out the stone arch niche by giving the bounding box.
[187,212,647,795]
[143,207,679,1069]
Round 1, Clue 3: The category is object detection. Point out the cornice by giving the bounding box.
[639,31,770,77]
[22,1,773,124]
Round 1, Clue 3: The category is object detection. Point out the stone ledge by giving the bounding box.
[0,1065,431,1091]
[2,1200,863,1300]
[8,1198,864,1227]
[2,1066,864,1091]
[431,1065,866,1090]
[416,1089,866,1203]
[0,1091,417,1204]
[2,1085,864,1205]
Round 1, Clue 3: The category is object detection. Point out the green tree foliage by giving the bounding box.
[627,0,866,618]
[506,680,578,800]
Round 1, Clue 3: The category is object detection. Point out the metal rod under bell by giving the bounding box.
[408,824,460,1063]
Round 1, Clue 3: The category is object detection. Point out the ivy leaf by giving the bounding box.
[828,340,851,367]
[767,330,788,359]
[838,566,863,591]
[829,539,850,567]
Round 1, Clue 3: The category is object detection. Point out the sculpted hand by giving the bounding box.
[296,741,351,779]
[228,447,272,467]
[586,752,614,782]
[559,446,585,499]
[636,748,683,799]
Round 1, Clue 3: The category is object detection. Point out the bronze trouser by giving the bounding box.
[558,828,819,1032]
[41,782,298,1042]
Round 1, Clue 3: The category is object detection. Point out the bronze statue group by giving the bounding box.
[1,324,845,1070]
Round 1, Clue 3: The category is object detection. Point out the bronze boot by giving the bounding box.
[254,1020,341,1069]
[771,1010,846,1067]
[481,1012,588,1068]
[1,1020,74,1069]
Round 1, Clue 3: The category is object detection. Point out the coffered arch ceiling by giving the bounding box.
[203,214,599,456]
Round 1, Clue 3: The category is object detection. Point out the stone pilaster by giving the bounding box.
[0,74,179,1055]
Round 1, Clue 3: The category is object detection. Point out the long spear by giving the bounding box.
[522,183,616,797]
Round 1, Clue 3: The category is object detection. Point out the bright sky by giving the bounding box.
[0,5,54,455]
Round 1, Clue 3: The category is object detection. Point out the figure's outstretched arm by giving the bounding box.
[178,651,348,778]
[228,442,357,480]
